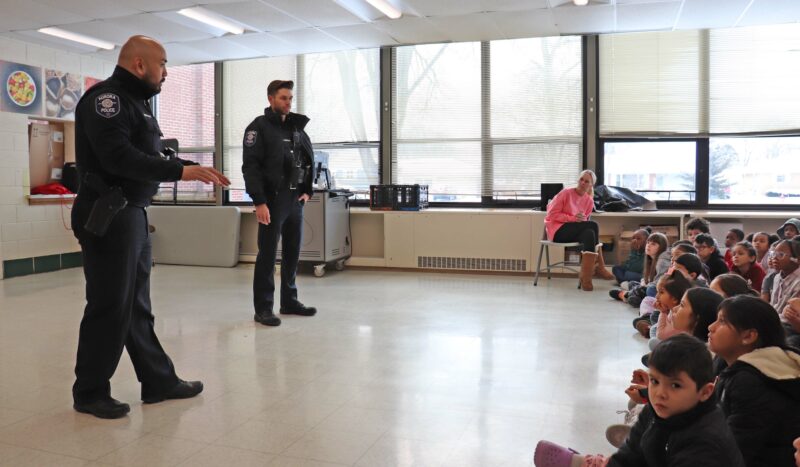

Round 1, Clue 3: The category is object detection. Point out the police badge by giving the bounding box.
[95,93,121,118]
[244,130,257,147]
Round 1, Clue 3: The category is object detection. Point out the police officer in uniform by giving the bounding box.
[243,80,317,326]
[71,35,230,419]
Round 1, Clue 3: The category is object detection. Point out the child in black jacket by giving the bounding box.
[533,335,744,467]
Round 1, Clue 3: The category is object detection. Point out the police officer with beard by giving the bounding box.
[242,80,317,326]
[71,35,230,419]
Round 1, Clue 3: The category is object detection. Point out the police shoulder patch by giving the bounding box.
[244,130,257,147]
[95,93,121,119]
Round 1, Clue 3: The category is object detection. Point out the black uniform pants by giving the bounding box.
[553,221,599,252]
[72,202,178,404]
[253,188,304,313]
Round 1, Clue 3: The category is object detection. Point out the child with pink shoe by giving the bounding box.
[533,335,744,467]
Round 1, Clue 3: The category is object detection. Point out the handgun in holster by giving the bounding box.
[83,172,128,237]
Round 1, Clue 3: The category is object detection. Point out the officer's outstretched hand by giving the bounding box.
[181,165,231,186]
[255,204,270,225]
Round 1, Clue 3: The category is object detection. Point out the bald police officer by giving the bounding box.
[72,35,230,419]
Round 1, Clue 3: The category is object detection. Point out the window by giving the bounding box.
[154,63,215,203]
[709,137,800,204]
[490,37,583,201]
[393,42,482,202]
[222,56,296,203]
[600,30,702,137]
[392,37,583,204]
[298,49,380,195]
[599,24,800,208]
[603,141,697,202]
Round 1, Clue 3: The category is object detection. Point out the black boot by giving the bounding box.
[254,311,281,326]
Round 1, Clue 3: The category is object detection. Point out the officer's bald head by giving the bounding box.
[117,35,168,94]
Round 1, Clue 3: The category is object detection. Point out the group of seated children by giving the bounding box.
[533,217,800,467]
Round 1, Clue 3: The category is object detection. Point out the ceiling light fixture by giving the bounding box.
[177,6,245,35]
[573,0,589,5]
[37,27,115,50]
[365,0,402,19]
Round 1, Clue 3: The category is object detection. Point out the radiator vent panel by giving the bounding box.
[417,256,527,272]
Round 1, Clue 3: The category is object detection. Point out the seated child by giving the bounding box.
[779,218,800,240]
[770,239,800,348]
[655,286,721,344]
[709,273,759,299]
[686,216,711,243]
[533,335,745,467]
[672,253,709,287]
[612,228,648,285]
[694,233,730,281]
[632,270,690,339]
[613,233,670,307]
[709,295,800,467]
[752,231,780,272]
[724,228,745,270]
[730,241,767,292]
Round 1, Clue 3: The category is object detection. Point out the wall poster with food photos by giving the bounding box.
[45,69,83,120]
[0,61,42,116]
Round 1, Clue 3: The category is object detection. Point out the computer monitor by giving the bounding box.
[540,183,563,211]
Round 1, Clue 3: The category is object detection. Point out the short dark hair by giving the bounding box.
[675,253,703,278]
[711,273,758,298]
[673,243,697,255]
[718,295,786,349]
[684,288,723,341]
[729,228,745,242]
[672,239,693,248]
[694,233,724,259]
[658,269,693,302]
[650,334,714,388]
[686,217,710,233]
[267,79,294,96]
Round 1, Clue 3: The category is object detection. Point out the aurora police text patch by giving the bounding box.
[244,130,257,147]
[96,93,120,118]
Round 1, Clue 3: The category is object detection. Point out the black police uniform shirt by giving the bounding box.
[241,108,315,206]
[75,66,183,207]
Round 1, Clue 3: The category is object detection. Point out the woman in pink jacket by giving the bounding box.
[545,170,612,291]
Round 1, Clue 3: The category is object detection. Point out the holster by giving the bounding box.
[83,173,128,237]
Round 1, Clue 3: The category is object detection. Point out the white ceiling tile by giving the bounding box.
[102,13,216,43]
[331,0,386,22]
[179,36,264,61]
[163,41,219,64]
[116,0,196,12]
[4,30,99,54]
[55,21,137,47]
[31,0,142,20]
[268,28,352,54]
[485,9,559,39]
[552,4,616,34]
[400,0,548,17]
[203,1,309,32]
[426,13,505,42]
[616,2,682,32]
[2,0,91,27]
[616,0,679,4]
[224,32,299,56]
[675,0,752,30]
[0,17,48,34]
[737,0,800,26]
[260,0,364,28]
[371,16,448,44]
[323,24,399,48]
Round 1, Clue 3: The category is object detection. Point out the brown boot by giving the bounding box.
[595,249,615,280]
[580,252,597,291]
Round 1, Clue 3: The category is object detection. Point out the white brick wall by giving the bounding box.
[0,36,113,275]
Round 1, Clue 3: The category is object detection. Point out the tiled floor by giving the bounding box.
[0,265,647,466]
